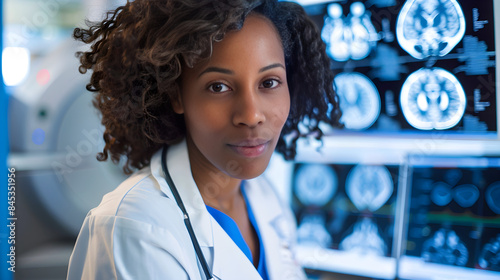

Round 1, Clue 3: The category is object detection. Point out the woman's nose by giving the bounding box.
[232,88,265,128]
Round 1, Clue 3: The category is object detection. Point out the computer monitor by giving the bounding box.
[291,0,498,139]
[399,155,500,280]
[278,1,500,279]
[286,151,406,279]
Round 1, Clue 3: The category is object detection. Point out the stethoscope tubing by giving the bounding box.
[161,145,214,280]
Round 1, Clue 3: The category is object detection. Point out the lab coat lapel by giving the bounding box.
[150,140,213,248]
[244,178,305,280]
[211,222,263,280]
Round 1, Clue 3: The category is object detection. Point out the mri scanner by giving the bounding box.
[9,38,127,279]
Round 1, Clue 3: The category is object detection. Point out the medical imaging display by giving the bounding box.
[401,156,500,279]
[291,163,400,276]
[303,0,497,137]
[479,234,500,271]
[334,72,381,130]
[400,67,466,130]
[396,0,466,60]
[294,164,338,207]
[322,2,378,61]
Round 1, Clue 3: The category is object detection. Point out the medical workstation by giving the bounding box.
[4,0,500,279]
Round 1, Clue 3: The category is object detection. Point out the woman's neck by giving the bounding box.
[186,137,243,212]
[194,169,243,212]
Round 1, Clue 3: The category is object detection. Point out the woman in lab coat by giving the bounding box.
[67,0,342,279]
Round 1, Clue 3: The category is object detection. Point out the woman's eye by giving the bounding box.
[208,82,230,93]
[261,79,280,89]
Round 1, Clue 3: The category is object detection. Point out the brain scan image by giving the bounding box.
[339,217,387,256]
[430,182,453,207]
[400,68,466,130]
[453,184,479,208]
[421,228,469,266]
[334,72,381,130]
[322,2,378,61]
[479,234,500,271]
[297,214,332,248]
[295,164,338,207]
[349,2,378,60]
[322,4,350,62]
[346,165,394,212]
[396,0,465,59]
[486,182,500,215]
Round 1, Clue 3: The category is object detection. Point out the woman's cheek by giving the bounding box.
[276,92,291,129]
[266,95,290,141]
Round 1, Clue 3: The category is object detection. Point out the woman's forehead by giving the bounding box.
[184,14,285,75]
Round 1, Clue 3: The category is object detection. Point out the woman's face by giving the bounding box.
[175,14,290,180]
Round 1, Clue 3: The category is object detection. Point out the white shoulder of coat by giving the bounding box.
[86,166,183,229]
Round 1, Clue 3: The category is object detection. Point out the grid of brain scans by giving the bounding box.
[303,0,497,137]
[291,163,401,279]
[399,156,500,280]
[286,1,500,279]
[289,158,500,280]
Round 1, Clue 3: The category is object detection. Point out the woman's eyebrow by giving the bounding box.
[259,63,285,73]
[198,63,285,78]
[198,67,234,78]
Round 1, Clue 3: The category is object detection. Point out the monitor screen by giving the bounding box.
[292,0,498,139]
[290,160,404,279]
[399,155,500,280]
[278,1,500,279]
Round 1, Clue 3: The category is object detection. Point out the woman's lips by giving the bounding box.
[228,140,270,158]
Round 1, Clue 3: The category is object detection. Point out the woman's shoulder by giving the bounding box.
[68,166,196,279]
[85,166,182,229]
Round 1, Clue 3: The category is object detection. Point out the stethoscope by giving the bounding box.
[161,146,214,280]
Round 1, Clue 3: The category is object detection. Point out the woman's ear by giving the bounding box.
[170,89,184,114]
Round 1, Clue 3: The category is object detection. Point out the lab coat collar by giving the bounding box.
[150,140,214,247]
[211,219,263,279]
[244,178,297,280]
[243,178,282,225]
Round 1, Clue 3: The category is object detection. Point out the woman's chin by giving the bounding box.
[223,156,272,180]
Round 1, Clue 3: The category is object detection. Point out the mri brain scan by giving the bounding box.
[396,0,465,59]
[430,182,453,207]
[322,3,349,61]
[346,165,393,212]
[295,164,338,207]
[297,214,332,248]
[322,2,378,61]
[422,228,469,266]
[339,217,387,256]
[486,182,500,215]
[479,235,500,271]
[400,67,466,130]
[453,184,479,208]
[334,72,381,130]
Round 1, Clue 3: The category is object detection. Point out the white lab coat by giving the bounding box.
[67,139,306,280]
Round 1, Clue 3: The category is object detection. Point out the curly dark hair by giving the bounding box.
[74,0,342,174]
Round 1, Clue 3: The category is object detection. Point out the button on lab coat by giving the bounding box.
[67,140,306,280]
